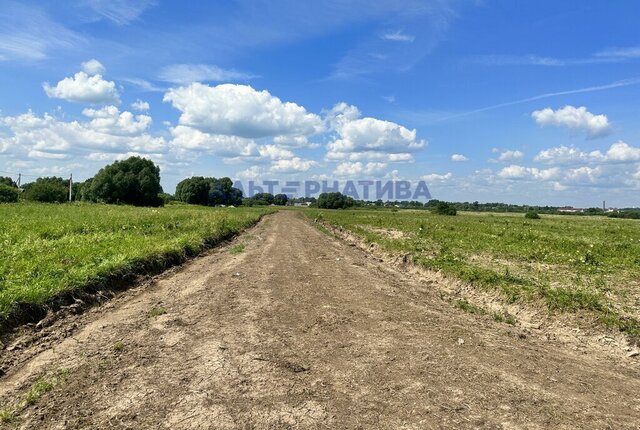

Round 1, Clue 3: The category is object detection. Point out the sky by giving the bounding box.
[1,0,640,207]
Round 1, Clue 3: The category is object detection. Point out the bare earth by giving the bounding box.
[1,211,639,429]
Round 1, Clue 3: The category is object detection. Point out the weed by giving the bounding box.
[25,377,55,405]
[147,306,167,318]
[112,341,125,352]
[230,244,246,254]
[0,408,14,423]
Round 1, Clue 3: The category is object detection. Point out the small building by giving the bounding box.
[557,206,584,213]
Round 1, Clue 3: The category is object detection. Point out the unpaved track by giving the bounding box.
[1,211,639,429]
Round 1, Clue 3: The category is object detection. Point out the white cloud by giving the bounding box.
[535,141,640,165]
[235,165,264,180]
[131,99,150,112]
[164,83,324,139]
[169,125,257,157]
[451,154,468,162]
[82,105,152,136]
[0,109,165,160]
[531,105,611,138]
[81,59,106,75]
[270,157,318,173]
[381,30,415,42]
[326,103,426,162]
[497,165,560,181]
[333,161,387,177]
[496,149,524,162]
[43,72,120,104]
[421,172,452,182]
[158,64,256,84]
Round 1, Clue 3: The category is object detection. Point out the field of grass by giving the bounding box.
[304,208,640,338]
[0,203,271,328]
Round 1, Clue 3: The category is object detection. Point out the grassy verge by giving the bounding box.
[0,203,272,331]
[303,208,640,339]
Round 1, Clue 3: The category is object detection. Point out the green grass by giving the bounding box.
[230,244,246,254]
[304,208,640,338]
[0,203,272,326]
[147,306,167,318]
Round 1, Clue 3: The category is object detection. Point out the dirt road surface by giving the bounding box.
[1,211,639,429]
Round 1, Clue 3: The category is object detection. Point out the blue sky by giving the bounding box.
[1,0,640,207]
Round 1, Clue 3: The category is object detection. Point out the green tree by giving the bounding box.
[431,201,457,216]
[273,193,289,206]
[87,157,163,206]
[0,184,19,203]
[0,177,17,188]
[175,176,210,205]
[252,192,274,205]
[22,177,69,203]
[317,192,355,209]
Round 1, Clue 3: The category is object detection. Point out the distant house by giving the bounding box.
[558,206,584,213]
[294,202,312,207]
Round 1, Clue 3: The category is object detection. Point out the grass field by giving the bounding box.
[0,203,271,327]
[304,208,640,338]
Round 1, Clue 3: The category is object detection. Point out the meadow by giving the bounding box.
[0,203,271,328]
[304,208,640,338]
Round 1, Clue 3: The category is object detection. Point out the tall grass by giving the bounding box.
[0,203,271,324]
[304,208,640,338]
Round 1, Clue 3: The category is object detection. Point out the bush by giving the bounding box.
[316,192,355,209]
[87,157,163,207]
[22,178,68,203]
[0,184,19,203]
[525,211,541,219]
[432,201,457,216]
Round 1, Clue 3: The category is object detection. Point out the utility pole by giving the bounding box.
[17,173,21,189]
[69,173,73,202]
[603,200,606,212]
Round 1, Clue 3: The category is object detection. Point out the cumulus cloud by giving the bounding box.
[43,71,120,104]
[495,149,524,162]
[421,172,452,182]
[164,83,324,139]
[131,99,150,112]
[169,125,257,157]
[497,165,560,180]
[325,103,426,162]
[451,154,468,162]
[333,161,387,177]
[82,105,152,136]
[81,59,106,75]
[158,64,256,84]
[531,105,611,138]
[535,141,640,165]
[270,157,318,173]
[0,109,164,160]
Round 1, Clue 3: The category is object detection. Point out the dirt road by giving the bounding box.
[1,211,639,429]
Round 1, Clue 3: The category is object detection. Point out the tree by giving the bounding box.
[273,193,289,206]
[252,192,274,205]
[0,177,17,188]
[316,192,355,209]
[175,176,243,206]
[0,184,19,203]
[175,176,210,205]
[22,177,69,203]
[87,157,163,207]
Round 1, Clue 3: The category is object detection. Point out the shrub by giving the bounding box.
[432,201,457,216]
[22,178,68,203]
[525,211,541,219]
[175,176,243,206]
[0,184,19,203]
